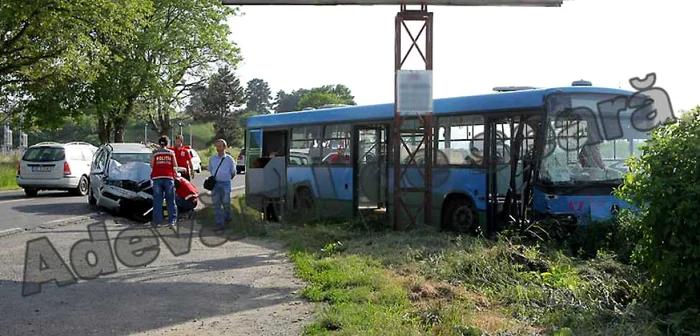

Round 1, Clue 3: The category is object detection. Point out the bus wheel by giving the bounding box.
[445,198,479,235]
[295,188,314,210]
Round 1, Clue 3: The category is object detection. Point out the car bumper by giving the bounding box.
[98,185,145,210]
[16,176,81,189]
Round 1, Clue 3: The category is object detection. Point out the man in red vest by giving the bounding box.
[175,175,198,219]
[151,135,178,228]
[168,134,194,181]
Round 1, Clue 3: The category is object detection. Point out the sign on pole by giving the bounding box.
[397,70,433,115]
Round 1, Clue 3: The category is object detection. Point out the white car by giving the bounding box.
[16,142,98,197]
[189,148,202,173]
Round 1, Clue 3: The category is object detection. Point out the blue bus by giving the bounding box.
[243,83,660,233]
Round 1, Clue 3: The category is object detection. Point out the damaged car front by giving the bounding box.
[101,161,155,222]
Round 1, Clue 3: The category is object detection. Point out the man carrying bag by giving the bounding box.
[206,139,236,231]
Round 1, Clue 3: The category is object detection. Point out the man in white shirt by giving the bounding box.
[208,139,236,230]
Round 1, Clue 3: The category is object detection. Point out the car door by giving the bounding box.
[90,147,110,205]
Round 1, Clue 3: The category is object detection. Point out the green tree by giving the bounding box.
[273,89,308,113]
[185,65,246,147]
[616,106,700,313]
[296,84,356,110]
[245,78,272,114]
[2,0,148,131]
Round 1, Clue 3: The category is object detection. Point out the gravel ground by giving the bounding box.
[0,213,317,336]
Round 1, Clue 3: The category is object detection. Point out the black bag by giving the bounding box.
[203,157,225,191]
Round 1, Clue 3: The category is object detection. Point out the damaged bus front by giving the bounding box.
[532,90,668,225]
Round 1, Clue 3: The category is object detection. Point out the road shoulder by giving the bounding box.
[0,215,316,336]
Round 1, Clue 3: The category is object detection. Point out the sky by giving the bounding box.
[226,0,699,113]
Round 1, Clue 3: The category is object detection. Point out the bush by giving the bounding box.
[615,107,700,313]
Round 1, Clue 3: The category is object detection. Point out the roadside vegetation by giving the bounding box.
[0,154,19,190]
[198,107,700,336]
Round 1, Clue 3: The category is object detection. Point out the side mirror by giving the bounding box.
[176,167,187,174]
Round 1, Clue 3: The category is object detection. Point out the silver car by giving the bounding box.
[88,143,156,210]
[16,142,97,197]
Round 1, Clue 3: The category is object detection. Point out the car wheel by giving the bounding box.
[70,175,89,196]
[24,188,38,198]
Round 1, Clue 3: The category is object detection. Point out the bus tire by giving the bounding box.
[295,187,314,210]
[444,197,479,235]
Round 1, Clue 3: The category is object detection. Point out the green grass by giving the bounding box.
[0,155,19,191]
[197,196,698,336]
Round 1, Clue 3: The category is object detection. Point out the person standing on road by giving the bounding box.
[208,139,236,231]
[168,134,194,181]
[151,135,179,229]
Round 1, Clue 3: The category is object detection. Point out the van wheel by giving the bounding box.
[444,197,480,235]
[24,188,38,198]
[70,176,89,196]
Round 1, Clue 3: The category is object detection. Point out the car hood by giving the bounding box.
[106,161,152,182]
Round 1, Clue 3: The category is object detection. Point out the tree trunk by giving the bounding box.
[113,119,125,143]
[97,113,112,144]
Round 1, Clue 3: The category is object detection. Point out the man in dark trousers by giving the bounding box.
[151,135,178,229]
[175,174,199,219]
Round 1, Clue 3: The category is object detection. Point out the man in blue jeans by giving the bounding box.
[208,139,236,231]
[150,135,179,229]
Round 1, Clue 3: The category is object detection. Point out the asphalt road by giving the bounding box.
[0,172,245,232]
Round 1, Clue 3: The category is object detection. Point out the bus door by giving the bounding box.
[353,124,389,217]
[485,114,539,233]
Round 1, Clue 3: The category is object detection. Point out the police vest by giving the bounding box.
[151,149,176,179]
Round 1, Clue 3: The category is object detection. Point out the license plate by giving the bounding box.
[31,166,52,172]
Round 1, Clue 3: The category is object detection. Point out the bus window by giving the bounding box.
[437,115,485,166]
[290,125,321,166]
[322,124,351,165]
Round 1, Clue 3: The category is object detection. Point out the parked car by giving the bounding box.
[88,143,157,213]
[236,148,245,174]
[189,148,202,173]
[16,142,97,197]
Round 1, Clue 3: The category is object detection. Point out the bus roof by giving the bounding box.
[247,86,635,129]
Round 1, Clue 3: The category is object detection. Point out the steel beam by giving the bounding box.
[393,4,433,230]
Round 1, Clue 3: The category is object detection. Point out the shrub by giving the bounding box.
[615,107,700,313]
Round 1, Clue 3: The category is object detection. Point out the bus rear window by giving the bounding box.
[22,147,66,162]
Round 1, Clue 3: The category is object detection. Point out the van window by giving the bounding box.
[67,148,85,161]
[22,147,65,162]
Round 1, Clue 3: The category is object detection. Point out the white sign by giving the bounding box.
[397,70,433,115]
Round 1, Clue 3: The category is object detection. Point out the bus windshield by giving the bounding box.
[539,93,653,185]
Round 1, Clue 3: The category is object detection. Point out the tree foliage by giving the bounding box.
[296,84,356,110]
[185,65,245,147]
[4,0,241,144]
[273,89,307,113]
[616,106,700,313]
[245,78,272,114]
[0,0,145,89]
[273,84,355,113]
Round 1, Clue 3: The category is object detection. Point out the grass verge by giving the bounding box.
[0,155,19,190]
[196,196,698,336]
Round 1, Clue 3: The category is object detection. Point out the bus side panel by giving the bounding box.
[287,166,354,219]
[387,166,487,228]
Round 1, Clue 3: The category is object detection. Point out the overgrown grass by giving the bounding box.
[0,155,19,190]
[199,196,699,336]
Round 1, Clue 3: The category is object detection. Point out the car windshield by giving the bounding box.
[539,93,655,185]
[22,147,65,162]
[112,152,152,165]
